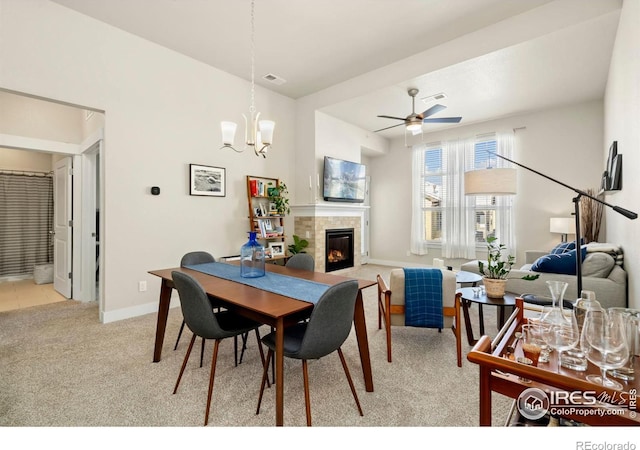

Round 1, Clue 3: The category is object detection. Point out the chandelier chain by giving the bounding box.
[249,0,256,114]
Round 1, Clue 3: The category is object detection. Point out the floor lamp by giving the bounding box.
[465,151,637,297]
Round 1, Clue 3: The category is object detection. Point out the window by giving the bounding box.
[470,138,500,244]
[412,133,515,258]
[421,146,444,242]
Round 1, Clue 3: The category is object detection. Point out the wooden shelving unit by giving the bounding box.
[246,175,287,263]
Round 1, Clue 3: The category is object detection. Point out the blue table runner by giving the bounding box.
[184,262,329,304]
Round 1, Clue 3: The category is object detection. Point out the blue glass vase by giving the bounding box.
[240,231,265,278]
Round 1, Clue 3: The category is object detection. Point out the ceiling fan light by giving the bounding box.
[406,123,422,132]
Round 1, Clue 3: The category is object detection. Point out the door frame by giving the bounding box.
[74,130,103,312]
[0,130,104,314]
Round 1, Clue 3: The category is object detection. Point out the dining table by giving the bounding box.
[148,262,376,426]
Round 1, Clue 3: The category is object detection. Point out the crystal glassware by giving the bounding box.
[521,324,543,366]
[580,308,629,390]
[240,231,265,278]
[607,308,640,381]
[539,281,580,372]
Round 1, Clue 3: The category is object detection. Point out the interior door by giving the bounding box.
[54,157,72,298]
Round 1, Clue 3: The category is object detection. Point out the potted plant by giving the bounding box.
[478,236,538,297]
[288,234,309,255]
[267,181,290,215]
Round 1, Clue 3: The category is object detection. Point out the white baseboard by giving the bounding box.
[100,295,180,324]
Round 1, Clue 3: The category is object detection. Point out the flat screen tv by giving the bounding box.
[323,156,366,203]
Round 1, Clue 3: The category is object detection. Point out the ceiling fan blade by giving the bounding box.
[374,123,406,132]
[420,104,447,118]
[377,115,407,121]
[422,117,462,123]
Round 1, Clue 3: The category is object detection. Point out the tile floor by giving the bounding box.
[0,279,67,312]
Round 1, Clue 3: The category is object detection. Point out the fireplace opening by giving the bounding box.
[325,228,354,272]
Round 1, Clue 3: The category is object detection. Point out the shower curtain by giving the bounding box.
[0,172,54,277]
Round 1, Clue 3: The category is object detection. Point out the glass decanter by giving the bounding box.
[240,231,265,278]
[539,281,580,372]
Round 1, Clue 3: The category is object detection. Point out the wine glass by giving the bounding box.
[608,308,640,381]
[580,308,628,390]
[540,305,580,373]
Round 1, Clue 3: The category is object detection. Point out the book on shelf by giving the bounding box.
[250,179,259,196]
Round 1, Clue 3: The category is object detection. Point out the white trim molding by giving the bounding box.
[291,203,369,217]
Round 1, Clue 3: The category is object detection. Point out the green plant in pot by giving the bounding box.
[288,235,309,255]
[267,181,290,216]
[478,236,538,297]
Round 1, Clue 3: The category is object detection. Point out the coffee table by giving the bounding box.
[455,270,482,286]
[457,287,517,345]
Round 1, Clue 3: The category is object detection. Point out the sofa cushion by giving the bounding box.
[550,241,576,254]
[531,247,587,275]
[581,252,615,278]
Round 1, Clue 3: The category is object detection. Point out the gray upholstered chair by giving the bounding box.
[285,253,315,271]
[175,251,247,367]
[377,268,462,367]
[171,271,267,426]
[256,279,363,426]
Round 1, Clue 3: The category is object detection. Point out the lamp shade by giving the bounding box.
[464,168,517,195]
[550,217,576,234]
[221,121,237,146]
[258,120,275,145]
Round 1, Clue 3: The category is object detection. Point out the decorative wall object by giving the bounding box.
[602,141,622,192]
[189,164,225,197]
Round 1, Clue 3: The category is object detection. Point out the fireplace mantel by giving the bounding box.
[291,203,369,217]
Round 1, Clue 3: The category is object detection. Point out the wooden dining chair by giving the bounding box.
[377,268,462,367]
[256,279,363,426]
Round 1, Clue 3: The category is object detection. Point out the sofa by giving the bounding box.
[460,242,627,309]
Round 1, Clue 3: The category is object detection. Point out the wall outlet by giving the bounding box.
[138,281,147,292]
[406,250,411,256]
[305,231,310,238]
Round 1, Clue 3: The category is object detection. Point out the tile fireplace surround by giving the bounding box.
[291,204,367,273]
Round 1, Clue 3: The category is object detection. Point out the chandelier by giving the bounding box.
[220,0,274,158]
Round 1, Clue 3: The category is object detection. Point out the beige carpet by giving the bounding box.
[1,264,515,428]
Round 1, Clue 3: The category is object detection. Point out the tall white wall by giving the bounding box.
[604,0,640,308]
[0,0,296,320]
[368,100,605,269]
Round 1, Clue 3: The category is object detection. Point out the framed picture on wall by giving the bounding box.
[190,164,226,197]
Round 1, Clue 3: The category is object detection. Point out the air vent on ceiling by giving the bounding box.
[421,92,446,104]
[263,73,287,85]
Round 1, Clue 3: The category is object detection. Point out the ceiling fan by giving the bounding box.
[374,88,462,133]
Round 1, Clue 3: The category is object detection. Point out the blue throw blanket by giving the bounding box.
[184,262,329,304]
[403,268,444,328]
